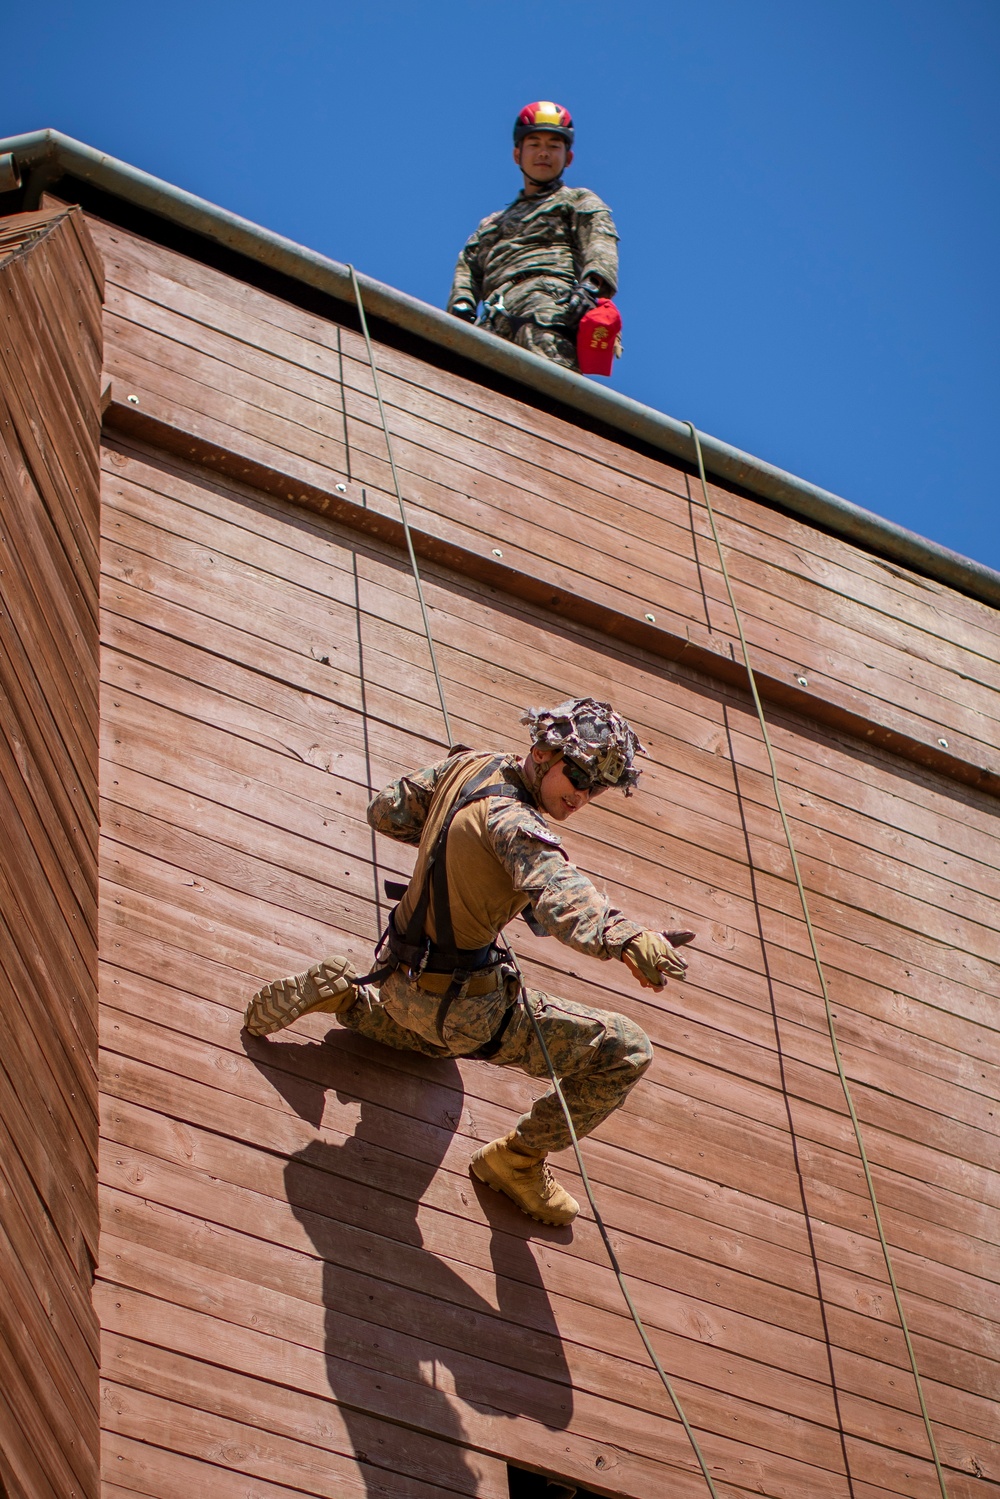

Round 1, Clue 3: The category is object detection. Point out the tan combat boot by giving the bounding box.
[469,1131,579,1226]
[244,956,357,1036]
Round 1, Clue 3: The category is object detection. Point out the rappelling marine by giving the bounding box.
[244,698,694,1227]
[447,102,620,372]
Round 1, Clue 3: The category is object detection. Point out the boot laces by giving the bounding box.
[525,1156,557,1200]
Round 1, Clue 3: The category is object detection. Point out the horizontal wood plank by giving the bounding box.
[93,219,1000,653]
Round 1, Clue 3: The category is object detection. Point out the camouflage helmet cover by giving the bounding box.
[521,697,647,794]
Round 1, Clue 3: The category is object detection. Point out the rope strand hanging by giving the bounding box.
[349,266,453,747]
[686,420,950,1499]
[345,277,722,1496]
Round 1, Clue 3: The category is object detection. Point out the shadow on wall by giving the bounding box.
[245,1029,573,1497]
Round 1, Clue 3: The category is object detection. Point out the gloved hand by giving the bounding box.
[622,929,695,988]
[564,275,603,326]
[450,300,478,323]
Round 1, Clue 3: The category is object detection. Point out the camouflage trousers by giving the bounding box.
[481,301,578,371]
[510,321,578,372]
[338,967,652,1155]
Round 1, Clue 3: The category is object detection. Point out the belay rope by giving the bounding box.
[685,422,949,1499]
[346,266,948,1497]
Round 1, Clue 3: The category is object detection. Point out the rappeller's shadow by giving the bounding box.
[243,1028,573,1495]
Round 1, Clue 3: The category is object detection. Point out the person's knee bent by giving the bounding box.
[598,1012,652,1079]
[624,1017,653,1078]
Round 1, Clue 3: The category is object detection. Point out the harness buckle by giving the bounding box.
[407,939,431,983]
[478,290,508,330]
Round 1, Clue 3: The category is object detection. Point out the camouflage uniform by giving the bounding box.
[337,751,652,1155]
[447,181,619,373]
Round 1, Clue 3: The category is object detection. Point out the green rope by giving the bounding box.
[348,266,453,747]
[685,420,950,1499]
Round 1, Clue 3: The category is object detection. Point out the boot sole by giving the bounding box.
[469,1155,577,1227]
[245,958,356,1036]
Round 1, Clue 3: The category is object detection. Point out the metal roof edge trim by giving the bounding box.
[6,127,998,610]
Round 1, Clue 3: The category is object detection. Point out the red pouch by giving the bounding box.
[577,298,622,376]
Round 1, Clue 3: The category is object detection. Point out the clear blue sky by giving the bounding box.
[5,1,998,568]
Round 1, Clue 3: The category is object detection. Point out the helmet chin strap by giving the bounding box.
[522,170,562,189]
[525,750,551,800]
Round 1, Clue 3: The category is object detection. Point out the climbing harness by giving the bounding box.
[380,753,529,1050]
[686,421,949,1499]
[479,284,573,340]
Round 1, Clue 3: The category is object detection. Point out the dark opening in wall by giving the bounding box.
[507,1463,609,1498]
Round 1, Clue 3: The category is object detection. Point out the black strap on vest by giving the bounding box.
[384,879,543,941]
[481,303,573,338]
[400,757,533,964]
[379,757,535,1044]
[469,993,519,1059]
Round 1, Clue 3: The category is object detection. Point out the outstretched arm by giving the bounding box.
[489,802,641,958]
[489,801,693,985]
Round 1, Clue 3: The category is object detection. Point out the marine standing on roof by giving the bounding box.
[447,102,619,372]
[244,698,695,1228]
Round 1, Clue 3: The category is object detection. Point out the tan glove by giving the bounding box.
[622,929,695,989]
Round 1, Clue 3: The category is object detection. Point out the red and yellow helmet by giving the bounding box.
[513,101,574,148]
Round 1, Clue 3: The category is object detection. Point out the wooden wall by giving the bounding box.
[0,208,103,1497]
[89,213,1000,1498]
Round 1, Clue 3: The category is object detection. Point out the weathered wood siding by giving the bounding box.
[91,214,999,1498]
[0,207,103,1498]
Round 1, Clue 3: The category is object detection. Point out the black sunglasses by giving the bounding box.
[562,759,606,795]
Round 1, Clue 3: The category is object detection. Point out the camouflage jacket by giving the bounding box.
[368,751,642,960]
[447,181,619,325]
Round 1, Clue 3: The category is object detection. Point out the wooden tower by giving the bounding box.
[0,135,997,1499]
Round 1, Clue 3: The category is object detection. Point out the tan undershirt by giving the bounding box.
[395,752,534,952]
